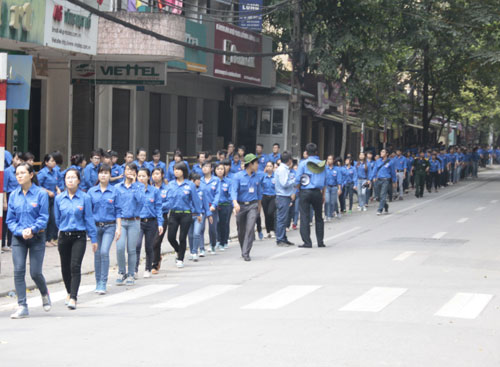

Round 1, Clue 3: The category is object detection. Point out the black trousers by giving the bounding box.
[167,212,192,261]
[427,172,439,190]
[136,219,158,272]
[299,189,324,246]
[58,232,87,300]
[2,192,12,248]
[152,212,168,270]
[261,195,276,233]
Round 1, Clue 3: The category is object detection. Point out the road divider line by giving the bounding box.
[242,285,321,310]
[269,248,302,260]
[435,293,493,319]
[432,232,447,239]
[393,251,416,261]
[83,285,177,308]
[457,218,469,223]
[339,287,408,313]
[152,285,239,309]
[475,206,486,211]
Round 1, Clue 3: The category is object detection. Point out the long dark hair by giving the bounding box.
[357,154,368,175]
[16,163,35,183]
[174,161,188,179]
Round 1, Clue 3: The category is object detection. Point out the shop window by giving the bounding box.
[272,109,284,135]
[260,109,271,134]
[259,108,284,136]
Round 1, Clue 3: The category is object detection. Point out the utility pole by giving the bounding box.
[289,0,302,157]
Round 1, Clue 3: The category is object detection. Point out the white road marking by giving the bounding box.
[432,232,447,239]
[435,293,493,319]
[320,226,362,244]
[475,206,486,211]
[457,217,469,223]
[393,251,416,261]
[242,285,322,310]
[83,285,177,308]
[490,200,498,204]
[269,248,302,260]
[339,287,408,312]
[0,285,95,312]
[152,285,239,309]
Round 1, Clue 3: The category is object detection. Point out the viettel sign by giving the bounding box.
[71,61,167,85]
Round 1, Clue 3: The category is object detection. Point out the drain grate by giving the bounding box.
[388,237,468,245]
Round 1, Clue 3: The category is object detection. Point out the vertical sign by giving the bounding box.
[239,0,263,32]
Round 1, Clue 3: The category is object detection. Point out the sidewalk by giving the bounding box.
[0,214,243,297]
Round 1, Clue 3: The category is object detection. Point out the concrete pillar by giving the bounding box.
[167,94,178,152]
[95,85,113,149]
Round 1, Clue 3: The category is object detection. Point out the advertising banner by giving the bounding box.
[0,0,46,45]
[239,0,263,32]
[71,61,166,85]
[168,20,207,73]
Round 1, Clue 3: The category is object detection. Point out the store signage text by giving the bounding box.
[222,39,255,68]
[53,5,91,29]
[71,61,166,85]
[3,2,33,32]
[100,64,160,77]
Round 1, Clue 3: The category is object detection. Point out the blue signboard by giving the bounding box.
[239,0,262,32]
[7,55,33,110]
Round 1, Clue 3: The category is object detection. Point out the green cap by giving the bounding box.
[307,160,326,174]
[244,153,259,165]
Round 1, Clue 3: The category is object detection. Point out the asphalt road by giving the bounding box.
[1,169,500,367]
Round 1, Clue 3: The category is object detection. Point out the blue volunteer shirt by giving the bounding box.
[326,165,342,187]
[267,153,281,164]
[231,160,243,174]
[60,165,82,190]
[156,183,170,214]
[342,166,357,185]
[54,189,98,243]
[355,163,370,180]
[218,177,232,204]
[167,160,190,182]
[191,163,203,177]
[111,163,123,185]
[257,155,267,172]
[4,150,12,168]
[149,160,167,177]
[87,184,123,223]
[394,156,407,171]
[133,160,149,171]
[200,175,221,208]
[6,184,49,236]
[115,181,144,218]
[83,163,99,191]
[166,179,202,214]
[139,184,164,226]
[261,173,276,196]
[295,156,326,190]
[370,158,397,182]
[196,186,212,217]
[4,165,19,193]
[429,159,440,172]
[37,166,60,194]
[406,157,414,171]
[230,170,263,202]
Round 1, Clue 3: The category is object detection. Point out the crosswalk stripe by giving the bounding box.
[393,251,416,261]
[0,285,95,312]
[435,293,493,319]
[339,287,407,312]
[432,232,447,239]
[241,285,321,310]
[475,206,486,211]
[457,217,469,223]
[83,284,177,308]
[152,285,239,309]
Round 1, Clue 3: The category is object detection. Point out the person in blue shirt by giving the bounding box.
[341,157,357,213]
[6,163,50,319]
[288,160,300,229]
[135,168,163,278]
[231,154,262,261]
[110,151,124,185]
[295,143,326,248]
[261,161,277,239]
[61,154,86,190]
[201,162,221,253]
[427,152,442,193]
[55,168,98,310]
[151,167,169,273]
[167,151,190,182]
[149,149,168,184]
[82,150,101,191]
[393,149,407,200]
[120,151,135,178]
[4,149,12,168]
[438,149,448,187]
[215,161,232,251]
[227,142,235,161]
[188,172,211,261]
[231,153,244,174]
[88,164,122,294]
[114,162,143,286]
[268,143,281,165]
[405,151,415,190]
[2,152,24,252]
[255,143,268,172]
[356,153,371,211]
[166,161,202,268]
[370,149,397,215]
[133,147,149,171]
[37,153,61,247]
[324,156,342,220]
[191,152,206,177]
[366,152,376,205]
[274,151,296,246]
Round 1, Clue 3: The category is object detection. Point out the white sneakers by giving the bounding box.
[10,306,29,319]
[176,260,184,268]
[143,271,152,278]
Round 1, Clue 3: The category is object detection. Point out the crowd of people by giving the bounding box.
[2,140,493,318]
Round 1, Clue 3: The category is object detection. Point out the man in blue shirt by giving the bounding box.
[371,149,397,215]
[82,150,101,191]
[191,152,206,177]
[231,154,262,261]
[393,149,407,200]
[274,151,296,247]
[268,143,281,164]
[295,143,326,248]
[255,144,267,172]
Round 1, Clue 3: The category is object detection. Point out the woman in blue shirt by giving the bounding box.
[135,168,163,278]
[427,153,441,193]
[37,153,61,247]
[55,168,97,310]
[215,162,232,250]
[201,162,221,253]
[115,162,143,286]
[149,149,168,185]
[61,154,86,190]
[188,172,211,261]
[151,167,169,273]
[356,153,370,212]
[166,162,202,268]
[261,161,277,238]
[324,155,342,221]
[167,151,190,182]
[341,157,358,213]
[88,164,122,294]
[7,163,50,319]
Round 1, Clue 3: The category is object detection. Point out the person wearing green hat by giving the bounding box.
[295,143,327,248]
[230,153,262,261]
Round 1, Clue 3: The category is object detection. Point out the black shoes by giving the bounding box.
[277,240,295,247]
[243,255,251,261]
[298,244,312,248]
[318,243,326,248]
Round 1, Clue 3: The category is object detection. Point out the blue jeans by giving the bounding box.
[377,179,390,212]
[217,204,232,246]
[344,182,354,210]
[357,179,368,208]
[116,219,140,277]
[275,196,291,242]
[324,186,338,218]
[12,233,48,307]
[204,210,218,248]
[94,224,116,285]
[188,216,204,254]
